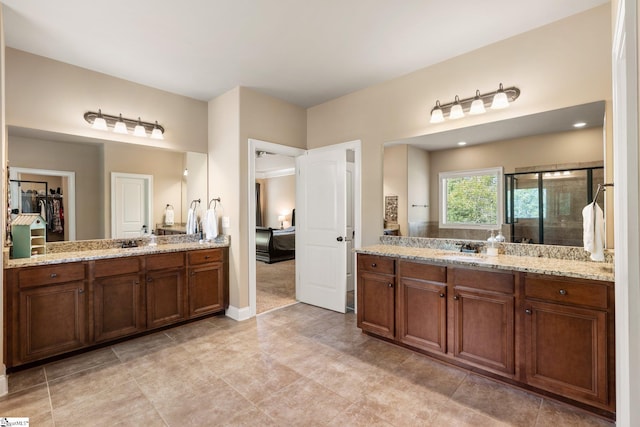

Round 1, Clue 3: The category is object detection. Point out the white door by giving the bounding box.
[111,173,153,238]
[296,147,347,313]
[346,161,355,306]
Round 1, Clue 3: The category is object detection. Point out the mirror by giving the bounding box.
[7,126,207,242]
[383,101,607,246]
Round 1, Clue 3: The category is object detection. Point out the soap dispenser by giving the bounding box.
[148,232,157,247]
[487,230,499,256]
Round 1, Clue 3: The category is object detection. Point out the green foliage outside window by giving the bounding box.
[445,174,498,225]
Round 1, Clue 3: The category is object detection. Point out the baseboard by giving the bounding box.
[0,372,7,397]
[225,305,252,321]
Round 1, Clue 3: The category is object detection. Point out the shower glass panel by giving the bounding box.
[505,167,603,246]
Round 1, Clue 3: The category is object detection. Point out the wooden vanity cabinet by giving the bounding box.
[523,273,614,411]
[357,255,396,339]
[146,252,187,328]
[397,260,447,353]
[187,248,228,318]
[450,267,516,377]
[92,257,145,343]
[8,263,88,366]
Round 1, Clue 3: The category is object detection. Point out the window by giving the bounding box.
[439,167,503,229]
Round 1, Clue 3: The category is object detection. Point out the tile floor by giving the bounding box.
[1,303,614,426]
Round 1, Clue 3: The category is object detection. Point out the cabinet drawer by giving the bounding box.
[399,260,446,283]
[18,263,86,288]
[524,275,608,309]
[94,257,141,278]
[188,249,223,265]
[358,254,395,275]
[452,267,514,294]
[146,252,185,271]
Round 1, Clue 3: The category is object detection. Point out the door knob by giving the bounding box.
[336,236,344,242]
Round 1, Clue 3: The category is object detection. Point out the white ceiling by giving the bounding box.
[1,0,609,108]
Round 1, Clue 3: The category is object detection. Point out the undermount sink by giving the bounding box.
[433,251,490,263]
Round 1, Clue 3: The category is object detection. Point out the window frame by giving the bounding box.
[439,167,504,230]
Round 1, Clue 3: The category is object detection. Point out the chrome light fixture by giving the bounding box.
[84,110,165,139]
[429,83,520,123]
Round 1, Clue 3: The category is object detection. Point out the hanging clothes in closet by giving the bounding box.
[47,195,64,233]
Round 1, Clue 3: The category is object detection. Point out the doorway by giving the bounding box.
[111,172,153,238]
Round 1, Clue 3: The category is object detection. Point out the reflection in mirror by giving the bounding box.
[383,101,606,246]
[7,126,207,242]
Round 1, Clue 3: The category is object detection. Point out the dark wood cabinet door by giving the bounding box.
[188,264,225,318]
[452,288,515,376]
[357,271,395,339]
[524,299,609,407]
[397,277,447,353]
[18,281,87,363]
[146,268,186,328]
[94,273,144,342]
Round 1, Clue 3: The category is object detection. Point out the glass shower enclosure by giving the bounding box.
[505,167,604,246]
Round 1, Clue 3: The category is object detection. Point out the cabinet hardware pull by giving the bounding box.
[525,309,532,314]
[50,273,58,278]
[439,293,445,298]
[371,263,377,267]
[559,289,567,295]
[147,277,153,282]
[78,289,84,294]
[205,255,210,259]
[134,281,140,285]
[387,283,393,288]
[453,295,459,300]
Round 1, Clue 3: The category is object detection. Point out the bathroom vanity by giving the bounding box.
[3,236,229,369]
[356,241,615,419]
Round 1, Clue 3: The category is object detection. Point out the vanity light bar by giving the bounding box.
[84,110,165,139]
[430,83,521,123]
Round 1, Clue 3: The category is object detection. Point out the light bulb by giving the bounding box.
[133,117,147,137]
[92,109,108,131]
[449,96,464,119]
[469,90,486,115]
[113,114,128,134]
[150,121,163,140]
[491,83,509,109]
[430,101,444,123]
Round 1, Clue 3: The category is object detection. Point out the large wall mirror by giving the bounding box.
[383,101,608,247]
[7,126,207,242]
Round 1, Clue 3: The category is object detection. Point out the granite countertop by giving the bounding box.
[5,239,229,269]
[356,244,614,282]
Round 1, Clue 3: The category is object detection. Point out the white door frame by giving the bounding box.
[612,0,640,425]
[248,139,305,318]
[110,172,153,239]
[9,167,76,241]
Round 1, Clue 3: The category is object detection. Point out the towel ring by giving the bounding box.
[189,199,201,209]
[208,197,221,209]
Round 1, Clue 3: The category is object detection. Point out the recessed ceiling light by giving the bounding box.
[573,122,587,128]
[457,141,467,146]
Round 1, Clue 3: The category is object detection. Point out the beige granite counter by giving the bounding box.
[5,236,230,269]
[356,244,614,282]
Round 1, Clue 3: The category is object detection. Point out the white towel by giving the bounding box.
[582,203,605,261]
[40,200,46,220]
[204,208,218,240]
[186,208,196,234]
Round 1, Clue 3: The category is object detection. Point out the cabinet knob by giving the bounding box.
[453,295,459,300]
[134,281,140,285]
[525,309,532,315]
[205,255,210,259]
[50,273,58,278]
[78,289,84,294]
[387,282,393,288]
[147,277,153,282]
[371,263,377,268]
[559,289,567,296]
[439,293,445,298]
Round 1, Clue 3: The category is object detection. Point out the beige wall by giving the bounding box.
[261,174,296,229]
[9,135,103,240]
[307,5,612,246]
[209,86,306,311]
[5,48,208,153]
[428,127,604,222]
[103,143,184,237]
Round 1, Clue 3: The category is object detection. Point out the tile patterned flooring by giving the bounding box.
[1,303,614,426]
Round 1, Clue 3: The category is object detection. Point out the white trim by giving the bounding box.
[225,305,252,321]
[0,374,7,397]
[248,139,305,318]
[110,172,153,239]
[9,167,76,240]
[438,166,504,230]
[613,0,640,425]
[255,167,296,179]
